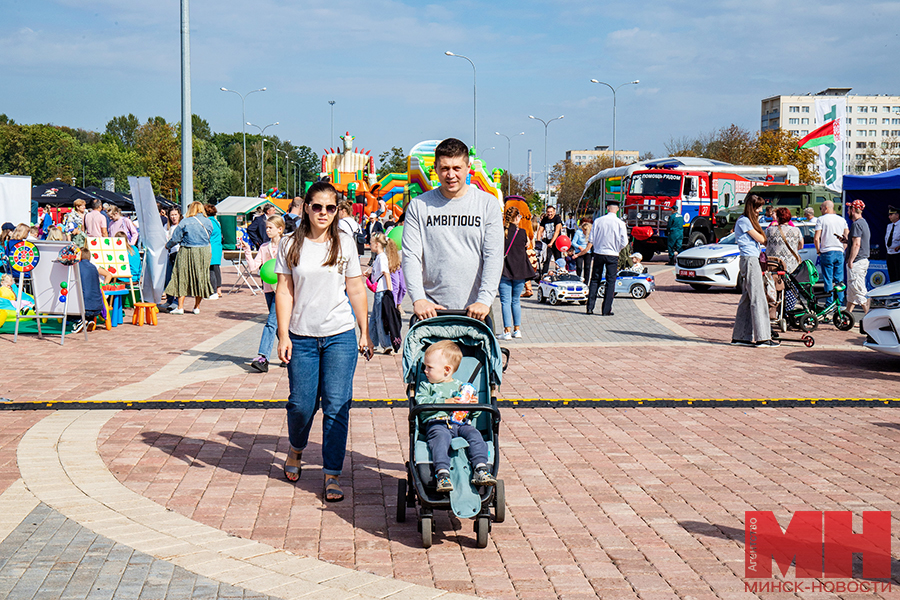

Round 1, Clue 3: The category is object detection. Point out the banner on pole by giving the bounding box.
[814,97,846,192]
[129,177,167,304]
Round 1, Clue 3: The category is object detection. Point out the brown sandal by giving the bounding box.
[283,447,301,482]
[324,476,344,502]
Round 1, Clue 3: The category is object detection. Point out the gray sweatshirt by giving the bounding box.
[402,185,504,309]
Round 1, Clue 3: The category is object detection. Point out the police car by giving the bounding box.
[675,223,817,291]
[862,281,900,357]
[536,272,588,305]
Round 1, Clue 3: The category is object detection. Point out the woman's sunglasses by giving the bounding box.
[309,203,337,214]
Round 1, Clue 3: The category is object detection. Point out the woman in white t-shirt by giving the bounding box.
[274,181,373,502]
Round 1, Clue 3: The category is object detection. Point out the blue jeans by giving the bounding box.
[258,292,278,359]
[285,329,358,476]
[498,276,525,328]
[369,290,391,349]
[820,251,845,305]
[425,421,489,474]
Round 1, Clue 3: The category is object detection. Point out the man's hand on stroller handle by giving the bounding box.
[465,302,490,321]
[414,299,446,320]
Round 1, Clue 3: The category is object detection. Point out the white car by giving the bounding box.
[675,224,817,291]
[536,272,588,305]
[862,281,900,357]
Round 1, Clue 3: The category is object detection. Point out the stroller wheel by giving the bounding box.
[798,313,818,333]
[493,480,506,524]
[803,335,815,348]
[833,311,855,332]
[396,480,407,523]
[475,516,490,548]
[420,515,433,548]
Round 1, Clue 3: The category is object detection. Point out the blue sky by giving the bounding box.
[2,0,899,185]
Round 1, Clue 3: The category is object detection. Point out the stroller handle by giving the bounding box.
[409,309,494,329]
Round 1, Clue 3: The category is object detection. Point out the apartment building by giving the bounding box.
[761,88,900,173]
[565,146,639,166]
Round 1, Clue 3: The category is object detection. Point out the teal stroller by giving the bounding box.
[398,311,509,548]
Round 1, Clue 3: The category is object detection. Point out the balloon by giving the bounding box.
[555,235,571,252]
[260,259,278,285]
[387,225,403,250]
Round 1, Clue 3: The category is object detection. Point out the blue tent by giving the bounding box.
[843,167,900,258]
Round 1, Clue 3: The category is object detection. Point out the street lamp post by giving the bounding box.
[445,51,476,151]
[528,115,564,210]
[247,121,278,195]
[589,79,639,168]
[495,131,525,196]
[220,86,266,196]
[290,161,300,198]
[329,100,336,148]
[276,148,290,195]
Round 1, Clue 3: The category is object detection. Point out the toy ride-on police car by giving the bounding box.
[536,272,588,305]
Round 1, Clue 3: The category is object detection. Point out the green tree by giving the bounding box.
[79,141,141,191]
[0,123,80,183]
[135,117,180,196]
[104,114,141,149]
[191,114,212,141]
[498,171,534,199]
[377,146,405,179]
[0,114,15,125]
[193,139,231,202]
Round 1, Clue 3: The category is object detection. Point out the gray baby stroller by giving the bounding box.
[398,311,509,548]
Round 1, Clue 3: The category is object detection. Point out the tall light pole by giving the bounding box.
[590,79,639,168]
[528,115,564,210]
[445,51,476,151]
[276,147,289,194]
[247,121,278,195]
[180,0,193,212]
[329,100,336,148]
[220,86,266,196]
[495,131,524,197]
[290,161,300,198]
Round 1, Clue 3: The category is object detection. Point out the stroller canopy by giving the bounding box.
[402,316,504,386]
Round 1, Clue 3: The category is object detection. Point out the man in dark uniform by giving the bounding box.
[886,205,900,283]
[666,210,684,265]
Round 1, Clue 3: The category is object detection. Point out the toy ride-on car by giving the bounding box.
[597,271,656,299]
[536,272,588,305]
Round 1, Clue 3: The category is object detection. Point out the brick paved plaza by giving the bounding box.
[2,263,899,599]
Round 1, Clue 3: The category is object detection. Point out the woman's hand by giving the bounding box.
[278,336,292,364]
[359,332,374,360]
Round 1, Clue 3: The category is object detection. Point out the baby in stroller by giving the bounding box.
[418,340,497,493]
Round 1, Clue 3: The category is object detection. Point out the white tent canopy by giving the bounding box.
[215,196,284,216]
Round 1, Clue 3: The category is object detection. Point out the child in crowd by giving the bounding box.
[417,340,496,493]
[624,252,647,274]
[74,248,113,332]
[241,215,285,373]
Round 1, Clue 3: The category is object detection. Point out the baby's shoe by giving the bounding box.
[435,470,453,493]
[471,465,496,486]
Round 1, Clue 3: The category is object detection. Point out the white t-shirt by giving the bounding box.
[372,252,390,293]
[275,232,362,337]
[815,213,848,253]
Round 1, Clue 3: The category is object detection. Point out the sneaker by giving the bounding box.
[512,329,522,339]
[435,472,453,493]
[208,293,219,300]
[756,339,781,348]
[71,320,85,333]
[471,467,496,487]
[730,339,754,347]
[250,356,269,373]
[498,332,512,341]
[170,308,184,315]
[192,308,200,314]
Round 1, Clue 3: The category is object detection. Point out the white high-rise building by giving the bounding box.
[761,88,900,174]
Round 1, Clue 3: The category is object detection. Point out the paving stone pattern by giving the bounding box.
[98,407,900,599]
[0,503,277,600]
